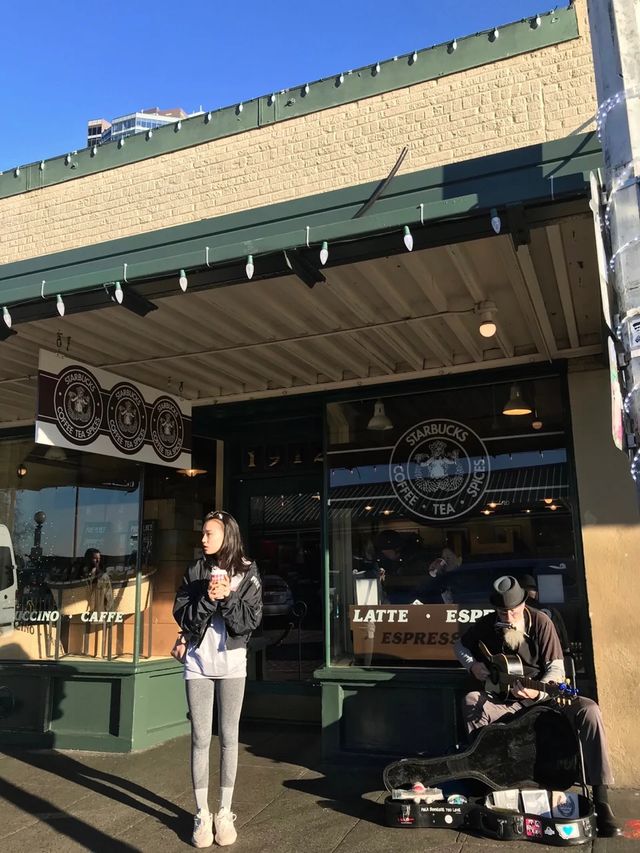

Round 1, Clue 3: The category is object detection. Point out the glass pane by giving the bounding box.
[0,438,141,662]
[327,376,587,671]
[142,434,217,658]
[247,491,322,681]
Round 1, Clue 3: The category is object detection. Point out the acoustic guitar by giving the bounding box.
[478,641,578,704]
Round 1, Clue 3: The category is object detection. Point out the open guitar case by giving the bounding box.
[383,705,597,845]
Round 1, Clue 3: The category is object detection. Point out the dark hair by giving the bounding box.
[203,510,250,576]
[84,548,101,563]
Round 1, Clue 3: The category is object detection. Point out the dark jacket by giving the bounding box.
[173,557,263,650]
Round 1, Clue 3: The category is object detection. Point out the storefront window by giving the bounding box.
[142,435,217,658]
[327,376,588,671]
[0,437,142,661]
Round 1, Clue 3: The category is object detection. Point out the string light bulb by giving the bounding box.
[179,270,188,292]
[476,301,497,337]
[2,306,11,328]
[319,242,329,266]
[114,281,124,304]
[56,294,65,317]
[490,208,501,234]
[245,255,254,280]
[403,226,414,252]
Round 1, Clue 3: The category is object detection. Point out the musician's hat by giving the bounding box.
[490,575,527,608]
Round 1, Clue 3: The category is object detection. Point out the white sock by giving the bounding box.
[220,786,234,812]
[195,787,209,814]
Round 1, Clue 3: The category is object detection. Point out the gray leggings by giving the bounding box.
[186,677,246,791]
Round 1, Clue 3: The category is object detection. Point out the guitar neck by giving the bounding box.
[500,672,557,695]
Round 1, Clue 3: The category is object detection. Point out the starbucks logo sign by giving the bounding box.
[107,383,148,454]
[390,419,490,521]
[150,396,184,462]
[54,366,103,445]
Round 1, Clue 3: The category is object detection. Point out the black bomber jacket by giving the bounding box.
[173,557,263,650]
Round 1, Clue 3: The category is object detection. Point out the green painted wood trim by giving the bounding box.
[0,132,601,311]
[0,656,182,676]
[0,730,135,752]
[315,665,467,686]
[0,8,578,200]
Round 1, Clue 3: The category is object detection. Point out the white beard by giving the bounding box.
[502,625,526,651]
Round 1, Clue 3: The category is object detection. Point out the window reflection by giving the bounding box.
[327,376,587,672]
[0,438,141,662]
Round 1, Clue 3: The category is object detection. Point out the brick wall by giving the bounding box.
[0,0,596,266]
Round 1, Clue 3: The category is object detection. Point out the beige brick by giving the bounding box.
[0,0,597,266]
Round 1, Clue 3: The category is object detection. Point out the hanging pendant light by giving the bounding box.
[367,399,393,431]
[502,383,532,416]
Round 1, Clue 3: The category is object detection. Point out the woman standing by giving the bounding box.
[173,510,262,848]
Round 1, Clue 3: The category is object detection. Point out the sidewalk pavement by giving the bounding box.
[1,723,639,852]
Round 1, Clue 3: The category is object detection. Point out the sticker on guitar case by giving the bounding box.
[525,818,543,838]
[558,823,580,839]
[398,804,415,825]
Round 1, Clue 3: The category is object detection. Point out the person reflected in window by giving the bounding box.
[373,529,404,579]
[70,548,103,581]
[416,548,461,604]
[519,573,571,654]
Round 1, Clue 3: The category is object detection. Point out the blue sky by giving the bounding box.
[1,1,562,172]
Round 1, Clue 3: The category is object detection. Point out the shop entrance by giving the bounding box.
[233,475,323,683]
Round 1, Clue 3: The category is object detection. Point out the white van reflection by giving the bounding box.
[0,523,17,632]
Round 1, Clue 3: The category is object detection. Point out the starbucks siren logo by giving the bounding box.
[150,396,184,462]
[390,419,490,521]
[54,366,103,445]
[107,383,148,454]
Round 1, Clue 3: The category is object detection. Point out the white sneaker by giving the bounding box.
[214,807,237,846]
[192,809,214,848]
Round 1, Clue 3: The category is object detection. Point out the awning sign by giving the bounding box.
[36,350,191,468]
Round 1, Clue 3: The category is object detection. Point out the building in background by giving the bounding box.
[86,107,190,147]
[86,118,111,148]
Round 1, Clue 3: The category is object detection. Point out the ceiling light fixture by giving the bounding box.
[531,409,543,430]
[177,468,208,478]
[476,300,497,337]
[367,399,394,431]
[502,383,532,416]
[16,463,27,479]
